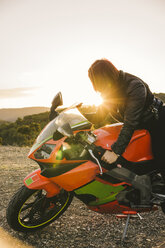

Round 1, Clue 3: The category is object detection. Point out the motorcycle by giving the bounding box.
[6,92,165,240]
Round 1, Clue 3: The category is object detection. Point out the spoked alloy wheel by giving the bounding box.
[6,185,73,232]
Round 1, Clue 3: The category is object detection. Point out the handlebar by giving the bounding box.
[74,131,105,175]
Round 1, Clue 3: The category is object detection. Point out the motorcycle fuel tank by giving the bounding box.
[94,123,153,162]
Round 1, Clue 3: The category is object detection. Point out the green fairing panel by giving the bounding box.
[74,180,124,206]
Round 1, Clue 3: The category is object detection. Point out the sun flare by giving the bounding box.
[83,91,103,106]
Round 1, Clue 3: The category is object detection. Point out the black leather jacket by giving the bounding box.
[91,71,162,155]
[86,71,162,155]
[110,70,155,155]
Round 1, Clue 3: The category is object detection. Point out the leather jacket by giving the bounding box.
[95,71,162,155]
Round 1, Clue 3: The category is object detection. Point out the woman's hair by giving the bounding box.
[88,59,119,92]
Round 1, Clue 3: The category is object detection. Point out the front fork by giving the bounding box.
[24,169,61,198]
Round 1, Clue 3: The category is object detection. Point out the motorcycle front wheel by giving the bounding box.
[6,185,73,232]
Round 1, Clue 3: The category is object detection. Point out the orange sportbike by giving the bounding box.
[6,92,165,240]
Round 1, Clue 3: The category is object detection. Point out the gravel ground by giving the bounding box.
[1,146,165,248]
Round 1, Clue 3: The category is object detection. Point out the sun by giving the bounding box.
[83,91,103,106]
[92,92,103,106]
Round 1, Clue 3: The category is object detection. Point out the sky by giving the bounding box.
[0,0,165,108]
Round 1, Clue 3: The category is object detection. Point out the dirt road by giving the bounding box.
[0,146,165,248]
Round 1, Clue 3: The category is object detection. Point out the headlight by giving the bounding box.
[56,142,87,160]
[34,144,56,159]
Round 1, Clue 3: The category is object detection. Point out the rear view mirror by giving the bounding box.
[53,123,73,141]
[53,129,64,140]
[51,92,63,111]
[57,123,73,138]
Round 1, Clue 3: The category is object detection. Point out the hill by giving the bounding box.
[0,111,50,146]
[0,107,50,122]
[154,93,165,103]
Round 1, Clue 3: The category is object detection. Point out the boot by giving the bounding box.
[131,174,152,208]
[106,167,152,208]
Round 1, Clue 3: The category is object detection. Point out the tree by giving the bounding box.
[16,117,23,125]
[17,125,31,135]
[30,122,41,132]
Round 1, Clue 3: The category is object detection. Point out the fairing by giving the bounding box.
[24,169,61,198]
[26,103,154,214]
[94,123,153,162]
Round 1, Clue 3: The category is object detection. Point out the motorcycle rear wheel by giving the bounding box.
[6,185,73,232]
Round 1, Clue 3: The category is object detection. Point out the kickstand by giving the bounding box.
[121,214,130,242]
[116,211,143,243]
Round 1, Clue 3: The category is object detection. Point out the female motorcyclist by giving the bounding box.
[88,59,164,207]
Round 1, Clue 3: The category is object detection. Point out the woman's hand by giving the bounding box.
[101,150,119,164]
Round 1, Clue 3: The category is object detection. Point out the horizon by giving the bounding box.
[0,0,165,109]
[1,90,165,110]
[0,106,50,110]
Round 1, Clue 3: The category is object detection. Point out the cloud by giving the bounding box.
[0,87,38,99]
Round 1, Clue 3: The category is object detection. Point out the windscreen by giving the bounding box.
[35,107,87,145]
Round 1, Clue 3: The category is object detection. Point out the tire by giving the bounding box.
[6,185,73,232]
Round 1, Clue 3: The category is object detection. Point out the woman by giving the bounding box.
[88,59,164,207]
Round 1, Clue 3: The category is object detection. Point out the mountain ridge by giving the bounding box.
[0,107,50,122]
